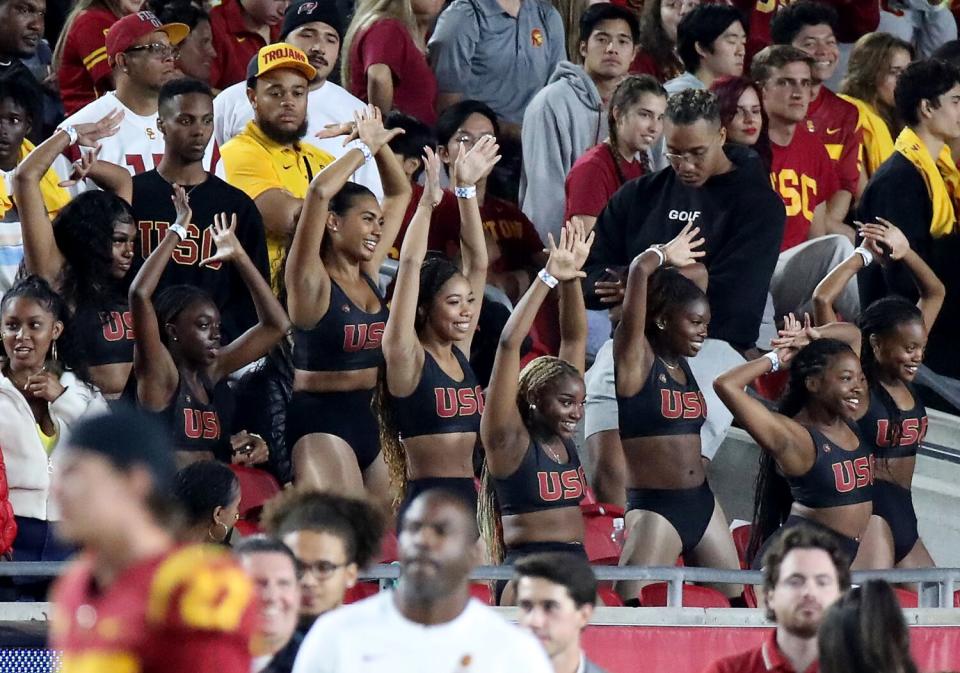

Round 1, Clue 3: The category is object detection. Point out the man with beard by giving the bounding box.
[702,525,851,673]
[59,11,189,177]
[213,0,382,199]
[131,77,268,344]
[220,42,334,290]
[291,490,553,673]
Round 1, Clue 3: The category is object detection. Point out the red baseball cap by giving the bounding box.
[105,11,190,62]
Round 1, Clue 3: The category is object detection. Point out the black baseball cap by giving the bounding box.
[281,0,344,40]
[67,406,177,494]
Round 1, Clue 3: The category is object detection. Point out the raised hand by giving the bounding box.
[771,312,820,351]
[860,217,909,260]
[59,145,101,188]
[355,105,404,154]
[171,183,193,227]
[72,108,123,148]
[568,217,595,271]
[199,213,242,267]
[661,222,706,267]
[545,224,588,282]
[453,135,501,187]
[418,146,443,208]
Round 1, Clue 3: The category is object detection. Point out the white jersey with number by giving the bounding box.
[292,591,553,673]
[212,79,384,200]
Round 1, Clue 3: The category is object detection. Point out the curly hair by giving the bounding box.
[1,275,92,385]
[748,339,856,562]
[153,284,216,347]
[261,488,385,567]
[665,88,721,126]
[52,190,134,310]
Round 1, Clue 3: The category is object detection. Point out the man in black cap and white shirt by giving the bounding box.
[212,0,382,199]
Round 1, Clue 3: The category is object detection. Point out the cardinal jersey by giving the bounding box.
[770,123,840,251]
[51,544,257,673]
[806,87,863,195]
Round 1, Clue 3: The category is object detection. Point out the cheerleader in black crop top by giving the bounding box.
[811,228,943,570]
[478,222,592,605]
[716,337,874,571]
[612,231,742,604]
[13,116,139,399]
[377,139,500,518]
[284,108,410,513]
[130,188,289,469]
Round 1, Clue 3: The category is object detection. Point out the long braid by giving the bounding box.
[857,297,924,458]
[747,339,856,563]
[372,363,406,512]
[477,462,504,564]
[517,356,580,421]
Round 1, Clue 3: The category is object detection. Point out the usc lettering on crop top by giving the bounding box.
[493,437,586,516]
[856,385,927,460]
[73,302,136,366]
[292,275,389,372]
[159,374,234,458]
[391,347,483,438]
[788,422,874,508]
[616,357,707,439]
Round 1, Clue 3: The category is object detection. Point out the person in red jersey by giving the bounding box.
[49,406,258,673]
[702,524,850,673]
[772,2,864,207]
[208,0,284,90]
[753,46,857,322]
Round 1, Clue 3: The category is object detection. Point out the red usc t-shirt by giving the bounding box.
[51,544,257,673]
[565,142,647,221]
[807,87,863,195]
[57,7,117,115]
[770,123,840,251]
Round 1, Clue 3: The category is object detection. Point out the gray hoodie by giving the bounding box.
[519,61,608,243]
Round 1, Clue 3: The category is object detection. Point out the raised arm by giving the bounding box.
[713,350,813,476]
[613,223,705,398]
[451,135,500,355]
[557,219,594,375]
[130,185,190,411]
[381,149,442,376]
[204,213,291,381]
[14,110,122,285]
[481,224,590,459]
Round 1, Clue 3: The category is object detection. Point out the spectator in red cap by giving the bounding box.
[59,10,190,178]
[208,0,285,90]
[54,0,143,115]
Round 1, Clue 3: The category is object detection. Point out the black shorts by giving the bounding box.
[498,541,588,603]
[398,477,478,528]
[751,515,860,570]
[626,480,715,556]
[285,388,381,471]
[873,479,920,564]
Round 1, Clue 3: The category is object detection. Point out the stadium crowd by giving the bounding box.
[0,0,959,668]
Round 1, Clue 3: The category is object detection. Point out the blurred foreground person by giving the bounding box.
[49,407,257,673]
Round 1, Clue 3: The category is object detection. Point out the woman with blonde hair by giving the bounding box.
[840,32,913,178]
[54,0,143,115]
[342,0,442,125]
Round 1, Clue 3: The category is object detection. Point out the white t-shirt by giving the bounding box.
[212,79,384,200]
[292,591,553,673]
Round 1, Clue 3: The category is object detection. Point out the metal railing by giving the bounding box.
[5,563,957,609]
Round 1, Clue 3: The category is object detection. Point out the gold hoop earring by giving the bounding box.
[51,340,58,362]
[208,520,230,542]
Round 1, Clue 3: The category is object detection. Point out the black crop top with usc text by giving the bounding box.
[493,437,586,516]
[157,373,234,458]
[391,347,483,439]
[788,422,874,509]
[856,385,927,460]
[73,301,135,366]
[616,357,707,439]
[292,275,389,372]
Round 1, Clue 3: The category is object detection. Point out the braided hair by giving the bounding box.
[857,297,924,455]
[153,284,217,348]
[517,356,581,425]
[747,339,857,564]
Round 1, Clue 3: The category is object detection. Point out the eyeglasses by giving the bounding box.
[453,132,496,148]
[297,559,349,579]
[125,43,178,60]
[664,136,718,167]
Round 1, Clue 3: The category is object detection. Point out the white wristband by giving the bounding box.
[455,185,477,199]
[348,140,373,162]
[537,268,559,289]
[646,246,665,267]
[169,224,188,240]
[764,350,780,373]
[58,125,79,146]
[854,246,874,267]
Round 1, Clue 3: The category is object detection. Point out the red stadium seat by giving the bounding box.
[378,530,398,563]
[469,582,494,605]
[581,502,625,565]
[893,588,919,608]
[639,583,732,608]
[229,465,281,533]
[598,586,624,606]
[954,590,960,608]
[344,581,380,604]
[753,370,789,401]
[731,524,752,569]
[743,585,758,608]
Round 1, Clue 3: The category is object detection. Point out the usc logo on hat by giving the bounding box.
[531,28,544,46]
[298,2,318,13]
